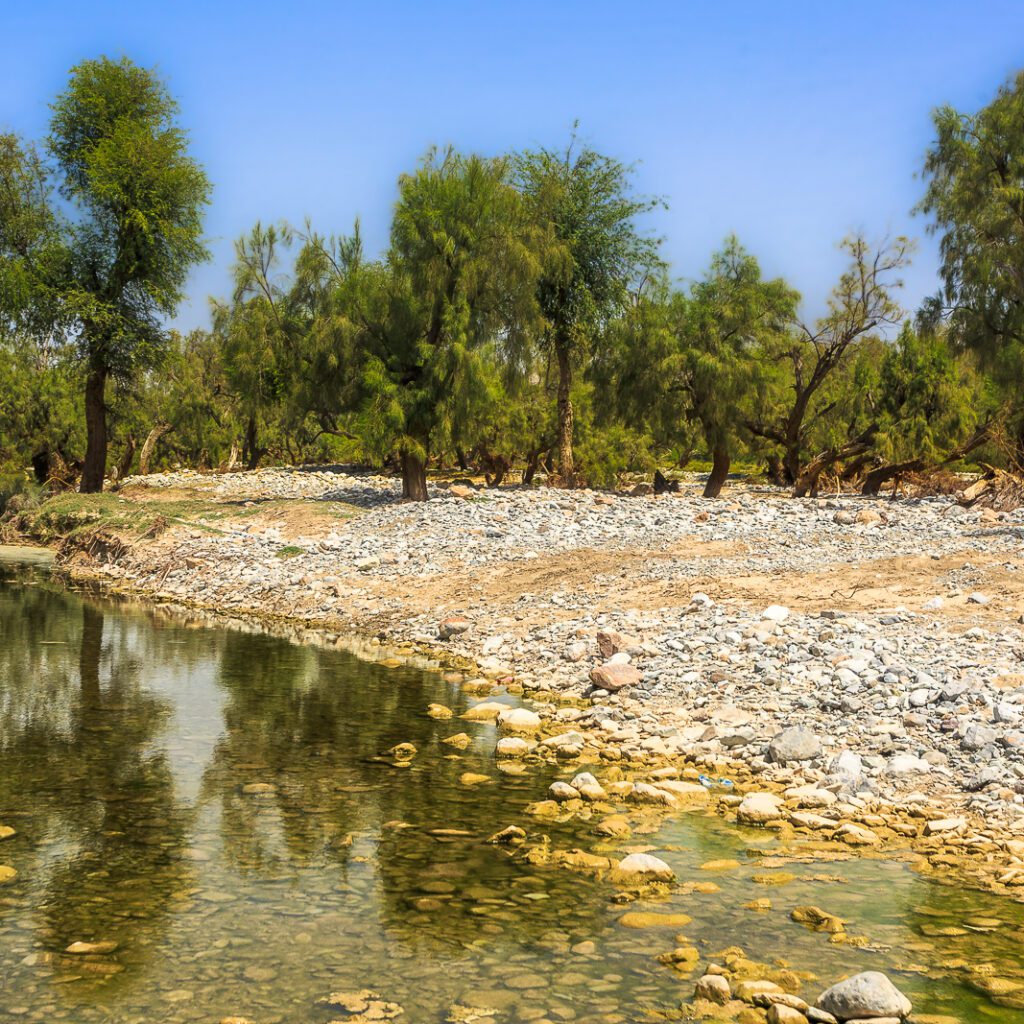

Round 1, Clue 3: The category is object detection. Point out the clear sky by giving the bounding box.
[3,1,1022,331]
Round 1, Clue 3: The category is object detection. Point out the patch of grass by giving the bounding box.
[10,489,365,548]
[275,545,305,559]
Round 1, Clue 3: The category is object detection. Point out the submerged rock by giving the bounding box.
[65,940,119,955]
[319,989,403,1019]
[618,910,691,928]
[240,782,277,797]
[462,701,506,722]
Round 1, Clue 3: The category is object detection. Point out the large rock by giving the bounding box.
[590,664,642,692]
[828,750,864,782]
[495,736,532,757]
[737,792,785,825]
[462,701,507,722]
[609,852,674,884]
[496,707,541,735]
[815,972,911,1020]
[768,726,821,763]
[694,974,731,1005]
[962,723,998,751]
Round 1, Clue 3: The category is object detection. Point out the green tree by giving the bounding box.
[681,239,797,496]
[0,133,68,346]
[215,223,296,468]
[48,56,210,492]
[919,70,1024,452]
[516,135,661,485]
[748,235,912,485]
[357,149,545,499]
[603,239,796,496]
[857,321,987,492]
[0,133,80,484]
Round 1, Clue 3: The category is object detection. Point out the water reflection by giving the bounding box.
[0,581,1023,1023]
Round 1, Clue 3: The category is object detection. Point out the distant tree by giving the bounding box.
[516,134,661,485]
[0,133,81,483]
[357,149,545,499]
[215,223,295,468]
[919,71,1024,452]
[857,321,987,492]
[680,239,798,496]
[748,235,912,484]
[0,133,68,346]
[48,56,210,492]
[603,239,796,496]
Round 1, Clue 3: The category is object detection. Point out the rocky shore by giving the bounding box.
[25,466,1024,900]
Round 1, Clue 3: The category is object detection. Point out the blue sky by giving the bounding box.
[3,1,1022,331]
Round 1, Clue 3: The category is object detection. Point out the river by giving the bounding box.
[0,560,1021,1022]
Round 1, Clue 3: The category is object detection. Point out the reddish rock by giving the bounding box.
[590,664,642,692]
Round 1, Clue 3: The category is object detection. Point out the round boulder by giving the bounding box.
[768,726,822,764]
[815,971,912,1021]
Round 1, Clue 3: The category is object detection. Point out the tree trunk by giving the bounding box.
[556,344,574,485]
[226,439,240,472]
[80,367,108,493]
[793,425,878,498]
[31,449,51,485]
[401,451,429,501]
[455,447,469,472]
[114,434,137,481]
[139,422,174,476]
[861,458,925,496]
[703,444,730,498]
[765,454,786,487]
[244,414,263,470]
[523,450,541,487]
[782,390,813,483]
[840,452,875,481]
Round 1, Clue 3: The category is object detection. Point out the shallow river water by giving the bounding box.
[1,566,1023,1023]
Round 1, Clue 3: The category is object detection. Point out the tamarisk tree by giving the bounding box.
[748,235,912,486]
[920,71,1024,452]
[49,56,210,491]
[516,135,661,485]
[357,149,545,500]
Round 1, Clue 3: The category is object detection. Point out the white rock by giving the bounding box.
[496,708,541,734]
[762,604,790,623]
[611,852,674,883]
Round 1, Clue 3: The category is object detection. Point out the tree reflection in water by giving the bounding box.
[0,587,193,989]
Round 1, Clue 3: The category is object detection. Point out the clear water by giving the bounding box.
[1,570,1023,1023]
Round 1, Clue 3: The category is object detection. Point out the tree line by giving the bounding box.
[1,56,1022,501]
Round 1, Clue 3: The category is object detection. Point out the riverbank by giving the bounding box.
[9,466,1024,903]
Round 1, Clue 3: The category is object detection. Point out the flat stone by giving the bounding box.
[589,663,642,691]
